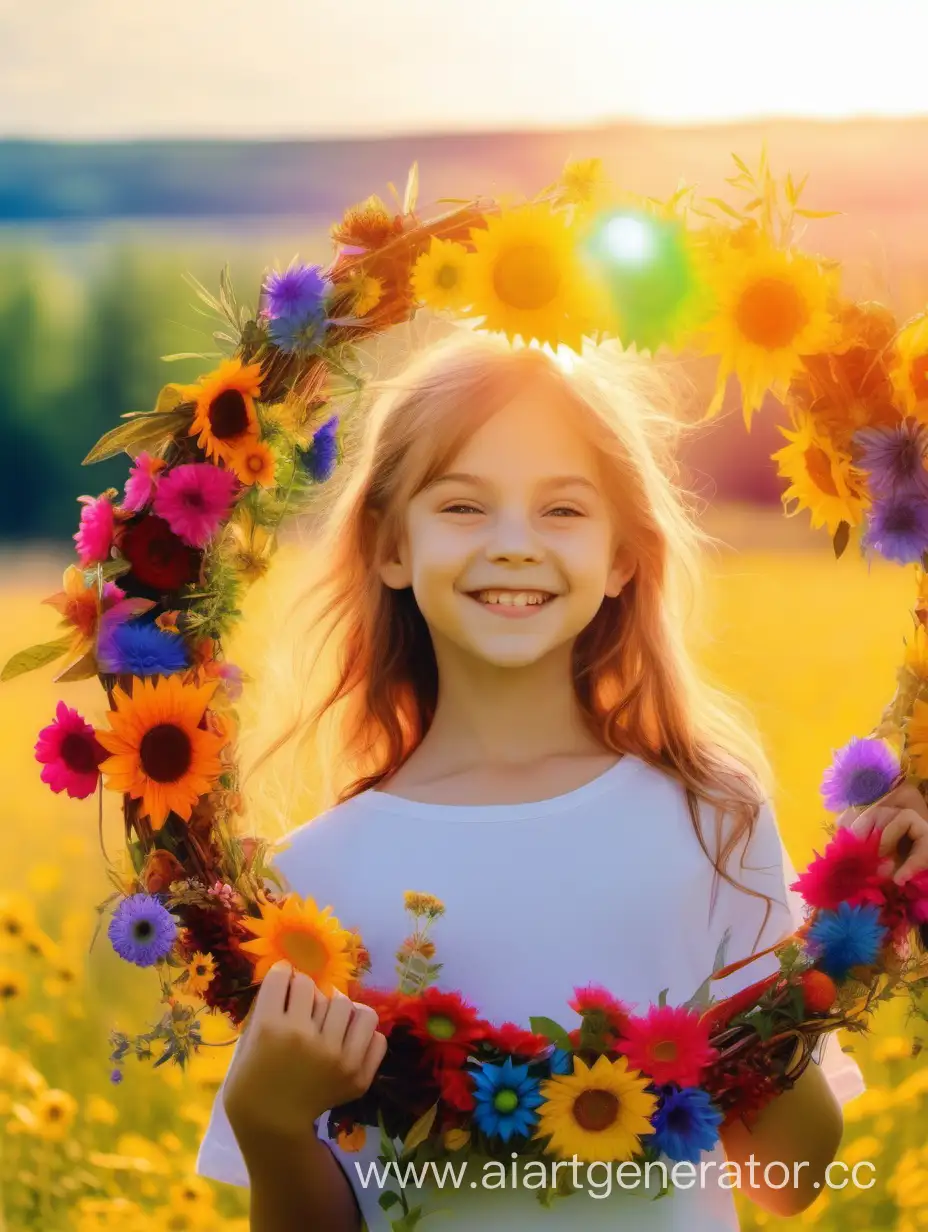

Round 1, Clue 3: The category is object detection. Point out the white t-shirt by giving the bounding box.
[196,754,865,1230]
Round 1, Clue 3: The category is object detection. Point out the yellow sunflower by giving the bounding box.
[15,1088,78,1141]
[239,894,355,992]
[906,699,928,778]
[904,624,928,680]
[411,238,472,312]
[557,157,610,210]
[891,313,928,421]
[534,1053,657,1163]
[96,676,228,828]
[226,439,276,489]
[701,236,840,424]
[772,411,869,535]
[348,272,384,318]
[466,203,591,350]
[182,951,216,996]
[0,893,36,950]
[183,359,263,463]
[0,967,26,1006]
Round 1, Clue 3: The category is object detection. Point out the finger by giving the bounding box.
[311,988,330,1029]
[850,805,891,837]
[250,961,293,1027]
[894,843,928,883]
[879,782,928,819]
[357,1030,388,1090]
[320,988,353,1050]
[342,1004,378,1070]
[285,971,318,1027]
[877,811,927,857]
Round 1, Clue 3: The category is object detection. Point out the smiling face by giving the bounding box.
[378,381,634,669]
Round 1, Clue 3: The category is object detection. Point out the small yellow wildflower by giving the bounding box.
[403,891,445,918]
[86,1094,119,1125]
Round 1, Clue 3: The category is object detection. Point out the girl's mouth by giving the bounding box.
[466,589,558,618]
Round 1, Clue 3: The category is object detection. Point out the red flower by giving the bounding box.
[617,1006,718,1087]
[569,984,634,1035]
[483,1021,551,1060]
[351,986,404,1038]
[119,514,201,592]
[437,1064,475,1112]
[874,870,928,940]
[790,827,884,911]
[400,988,486,1062]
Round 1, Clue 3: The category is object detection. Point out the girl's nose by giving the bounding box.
[485,511,544,563]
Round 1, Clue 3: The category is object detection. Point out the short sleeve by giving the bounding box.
[709,798,865,1108]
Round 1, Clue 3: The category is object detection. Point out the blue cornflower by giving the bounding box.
[267,310,328,354]
[98,620,189,678]
[108,894,177,968]
[819,736,900,811]
[547,1047,573,1076]
[261,262,328,321]
[805,901,887,979]
[301,416,339,483]
[472,1058,544,1142]
[651,1086,723,1164]
[863,494,928,564]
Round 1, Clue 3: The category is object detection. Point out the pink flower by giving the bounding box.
[34,701,108,799]
[208,881,236,905]
[617,1005,718,1087]
[73,495,115,566]
[217,662,245,701]
[123,452,166,514]
[152,463,239,549]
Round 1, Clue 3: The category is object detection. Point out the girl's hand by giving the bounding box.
[223,960,387,1149]
[842,782,928,885]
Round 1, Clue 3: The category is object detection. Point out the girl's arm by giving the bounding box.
[719,1059,843,1216]
[245,1129,361,1232]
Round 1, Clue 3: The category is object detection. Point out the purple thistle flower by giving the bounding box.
[820,736,900,811]
[302,416,339,483]
[863,494,928,564]
[108,894,177,967]
[855,421,928,498]
[261,262,328,321]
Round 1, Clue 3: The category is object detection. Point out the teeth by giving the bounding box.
[475,590,553,606]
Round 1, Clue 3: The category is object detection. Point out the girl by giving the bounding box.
[196,331,871,1231]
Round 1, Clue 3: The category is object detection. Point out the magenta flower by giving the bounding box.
[73,495,115,566]
[34,701,108,799]
[152,463,239,549]
[123,452,166,514]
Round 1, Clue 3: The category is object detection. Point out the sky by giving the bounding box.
[5,0,928,139]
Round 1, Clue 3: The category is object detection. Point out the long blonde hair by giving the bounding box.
[247,330,775,934]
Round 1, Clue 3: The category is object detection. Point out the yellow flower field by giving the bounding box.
[0,518,926,1229]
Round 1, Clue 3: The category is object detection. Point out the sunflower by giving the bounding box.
[226,439,276,489]
[772,412,869,535]
[183,359,263,463]
[701,237,840,424]
[411,239,472,312]
[0,967,26,1006]
[906,699,928,778]
[16,1088,78,1141]
[534,1053,657,1162]
[181,951,216,996]
[891,312,928,421]
[905,624,928,680]
[556,157,609,210]
[466,203,591,350]
[96,676,228,828]
[239,895,355,993]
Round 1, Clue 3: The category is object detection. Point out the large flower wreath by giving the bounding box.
[6,152,928,1226]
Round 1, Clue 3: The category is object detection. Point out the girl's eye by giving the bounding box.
[441,503,482,515]
[546,506,583,517]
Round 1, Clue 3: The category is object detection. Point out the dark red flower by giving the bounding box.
[437,1064,475,1112]
[400,988,486,1062]
[569,984,635,1035]
[483,1020,551,1060]
[120,514,201,593]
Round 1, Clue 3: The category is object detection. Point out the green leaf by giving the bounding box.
[83,558,132,586]
[713,928,732,973]
[391,1208,425,1232]
[731,152,753,179]
[1,634,74,682]
[794,208,842,219]
[704,197,743,220]
[378,1192,402,1211]
[833,521,851,559]
[528,1016,572,1049]
[657,988,669,1008]
[402,1103,437,1155]
[83,407,194,466]
[161,351,222,363]
[53,650,99,683]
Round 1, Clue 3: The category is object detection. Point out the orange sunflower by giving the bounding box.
[239,895,355,993]
[96,676,228,828]
[183,359,263,463]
